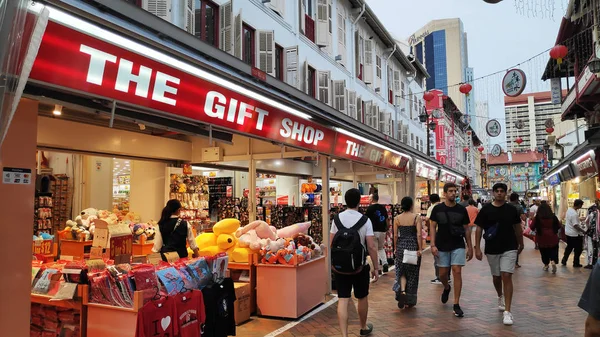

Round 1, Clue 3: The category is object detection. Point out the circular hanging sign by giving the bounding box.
[432,109,443,119]
[514,120,524,130]
[524,162,529,167]
[491,144,502,157]
[502,69,527,97]
[486,119,502,137]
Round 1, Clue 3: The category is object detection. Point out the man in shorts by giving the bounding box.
[429,183,473,318]
[426,194,449,284]
[331,188,379,336]
[365,193,391,274]
[579,261,600,336]
[475,183,524,326]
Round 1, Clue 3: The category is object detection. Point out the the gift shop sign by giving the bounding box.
[572,151,597,177]
[29,21,335,154]
[333,133,410,171]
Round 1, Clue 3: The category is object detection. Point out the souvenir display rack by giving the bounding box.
[34,192,53,235]
[52,175,70,229]
[168,173,210,230]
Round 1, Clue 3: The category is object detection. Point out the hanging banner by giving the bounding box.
[486,119,502,138]
[551,78,562,104]
[502,69,527,97]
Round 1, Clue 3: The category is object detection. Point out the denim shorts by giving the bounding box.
[437,248,466,267]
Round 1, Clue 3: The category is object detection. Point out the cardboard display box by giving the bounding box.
[233,282,251,325]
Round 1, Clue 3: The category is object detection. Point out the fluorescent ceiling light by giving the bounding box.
[335,128,412,160]
[192,166,216,171]
[53,104,62,115]
[29,3,311,121]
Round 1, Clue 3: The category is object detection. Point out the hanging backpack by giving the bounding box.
[331,215,369,274]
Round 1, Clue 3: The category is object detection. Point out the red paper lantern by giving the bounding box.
[549,45,568,66]
[515,137,523,145]
[546,127,554,134]
[478,146,484,152]
[463,146,469,153]
[459,83,473,95]
[423,91,435,102]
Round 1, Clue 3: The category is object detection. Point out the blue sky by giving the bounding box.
[366,0,567,148]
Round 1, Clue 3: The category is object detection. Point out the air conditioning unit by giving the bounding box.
[202,147,224,162]
[546,135,556,146]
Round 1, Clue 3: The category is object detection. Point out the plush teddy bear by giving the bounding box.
[132,224,145,242]
[144,227,156,241]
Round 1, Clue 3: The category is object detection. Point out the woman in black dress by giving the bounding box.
[393,197,423,309]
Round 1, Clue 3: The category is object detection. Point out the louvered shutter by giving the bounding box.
[354,30,360,76]
[364,101,373,127]
[372,105,380,131]
[393,70,401,104]
[317,70,331,105]
[258,30,275,75]
[269,0,285,17]
[143,0,171,21]
[333,80,346,113]
[303,60,309,94]
[316,0,328,47]
[364,39,373,84]
[219,1,233,54]
[337,6,346,65]
[234,11,243,59]
[299,0,306,33]
[347,90,357,119]
[356,96,363,122]
[184,0,194,34]
[285,46,299,88]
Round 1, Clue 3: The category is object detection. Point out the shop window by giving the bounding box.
[242,23,256,66]
[194,0,219,48]
[275,44,284,81]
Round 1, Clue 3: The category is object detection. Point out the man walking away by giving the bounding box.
[366,193,391,274]
[426,194,449,285]
[429,183,473,318]
[330,188,379,337]
[509,193,527,268]
[563,199,586,267]
[459,194,470,207]
[475,183,524,326]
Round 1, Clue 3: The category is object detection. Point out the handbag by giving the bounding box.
[483,222,499,240]
[402,249,419,265]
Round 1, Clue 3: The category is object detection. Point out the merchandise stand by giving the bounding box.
[228,255,257,314]
[83,288,145,337]
[31,284,88,336]
[132,242,154,256]
[59,240,93,260]
[256,255,327,319]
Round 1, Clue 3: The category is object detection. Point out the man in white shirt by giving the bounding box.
[330,188,379,337]
[562,199,585,267]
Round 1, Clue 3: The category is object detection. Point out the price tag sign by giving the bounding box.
[110,235,133,259]
[32,240,53,255]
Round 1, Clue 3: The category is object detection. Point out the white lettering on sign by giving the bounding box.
[204,91,269,130]
[369,149,383,162]
[345,140,366,158]
[279,118,325,146]
[79,44,180,106]
[578,158,594,171]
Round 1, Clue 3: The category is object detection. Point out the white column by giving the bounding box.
[320,155,332,293]
[409,159,417,199]
[248,158,257,222]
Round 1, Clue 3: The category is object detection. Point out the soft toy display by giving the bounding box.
[235,220,277,251]
[131,224,146,242]
[144,227,156,241]
[276,221,311,239]
[193,219,253,263]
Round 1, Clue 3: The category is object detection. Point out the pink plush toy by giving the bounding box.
[276,222,311,239]
[236,220,276,240]
[238,229,262,251]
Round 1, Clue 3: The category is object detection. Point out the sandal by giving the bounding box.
[397,291,407,309]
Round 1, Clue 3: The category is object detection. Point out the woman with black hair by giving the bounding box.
[529,202,561,273]
[152,199,200,261]
[393,196,423,309]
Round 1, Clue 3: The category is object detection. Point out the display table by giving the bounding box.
[256,255,327,318]
[60,240,93,260]
[84,288,145,337]
[228,255,257,314]
[31,284,88,336]
[132,242,154,256]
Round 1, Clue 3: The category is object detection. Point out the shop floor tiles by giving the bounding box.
[238,239,591,336]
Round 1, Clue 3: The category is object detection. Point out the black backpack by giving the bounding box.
[331,215,368,274]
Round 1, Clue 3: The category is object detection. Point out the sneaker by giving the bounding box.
[551,262,557,274]
[498,296,506,311]
[383,264,389,273]
[585,265,594,269]
[430,278,442,285]
[543,265,549,271]
[561,260,567,266]
[359,323,373,336]
[397,292,406,309]
[515,263,521,268]
[453,304,464,318]
[574,264,583,268]
[441,285,451,304]
[503,311,514,325]
[378,270,383,276]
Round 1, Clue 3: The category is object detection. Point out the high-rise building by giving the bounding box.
[504,91,567,152]
[408,19,471,114]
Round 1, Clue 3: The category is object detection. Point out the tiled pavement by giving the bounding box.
[238,239,592,336]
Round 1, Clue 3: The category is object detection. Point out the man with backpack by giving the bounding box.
[331,188,379,337]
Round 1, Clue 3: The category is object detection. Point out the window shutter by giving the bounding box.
[354,30,360,76]
[219,1,233,54]
[397,121,403,140]
[372,105,380,131]
[364,101,373,127]
[143,0,171,22]
[337,7,346,65]
[375,54,382,90]
[285,46,299,88]
[363,39,373,84]
[393,70,401,104]
[303,60,309,94]
[299,0,306,33]
[382,112,392,136]
[402,124,409,144]
[316,0,328,47]
[356,96,363,122]
[333,80,346,113]
[317,70,331,105]
[346,90,356,119]
[184,0,194,34]
[234,11,243,59]
[269,0,285,17]
[258,30,275,75]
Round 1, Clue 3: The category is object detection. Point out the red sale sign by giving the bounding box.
[333,133,409,171]
[29,22,335,153]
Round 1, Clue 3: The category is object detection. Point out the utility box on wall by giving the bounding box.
[202,147,224,162]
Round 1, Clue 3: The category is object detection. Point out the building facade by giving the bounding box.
[504,90,567,152]
[487,151,545,196]
[135,0,430,154]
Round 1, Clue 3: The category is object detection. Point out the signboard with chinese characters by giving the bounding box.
[502,69,527,97]
[486,120,501,138]
[551,78,562,104]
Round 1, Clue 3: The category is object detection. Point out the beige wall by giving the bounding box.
[130,160,167,222]
[37,117,192,161]
[0,99,38,336]
[83,156,112,211]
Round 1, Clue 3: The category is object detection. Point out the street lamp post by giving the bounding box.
[419,109,437,195]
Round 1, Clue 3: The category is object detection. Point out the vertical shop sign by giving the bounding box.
[551,78,562,104]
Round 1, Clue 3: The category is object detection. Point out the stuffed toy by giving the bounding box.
[264,238,285,252]
[178,183,187,193]
[194,219,252,262]
[237,230,259,250]
[144,227,156,241]
[235,220,276,241]
[276,221,311,239]
[132,224,145,242]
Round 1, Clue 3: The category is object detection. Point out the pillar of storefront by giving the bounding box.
[409,159,417,199]
[248,152,257,222]
[0,99,38,336]
[320,155,331,293]
[392,178,398,204]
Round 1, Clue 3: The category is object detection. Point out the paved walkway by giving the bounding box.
[238,239,592,336]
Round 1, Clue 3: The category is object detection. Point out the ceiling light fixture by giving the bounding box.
[53,104,62,116]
